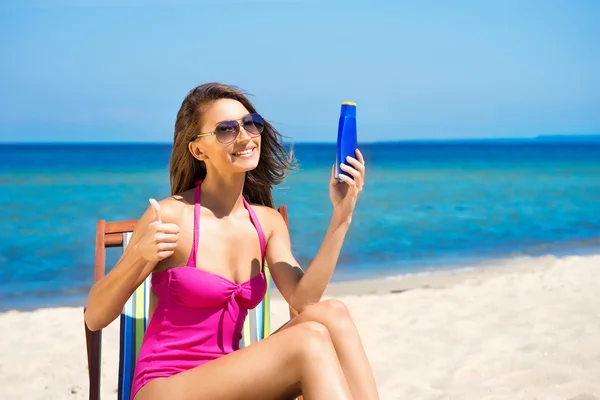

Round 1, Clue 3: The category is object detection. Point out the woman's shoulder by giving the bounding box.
[249,204,282,219]
[248,204,288,239]
[151,190,194,223]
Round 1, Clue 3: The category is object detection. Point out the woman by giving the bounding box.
[84,83,378,400]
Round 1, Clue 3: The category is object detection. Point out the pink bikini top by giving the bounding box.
[150,180,267,322]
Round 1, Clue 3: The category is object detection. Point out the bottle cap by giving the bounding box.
[340,102,356,117]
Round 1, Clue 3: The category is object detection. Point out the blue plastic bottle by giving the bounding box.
[335,101,358,182]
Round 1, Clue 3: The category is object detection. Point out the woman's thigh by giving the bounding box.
[134,321,329,400]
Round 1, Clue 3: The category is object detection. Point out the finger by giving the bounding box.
[338,173,357,188]
[340,167,363,192]
[330,164,341,185]
[355,148,365,165]
[345,155,365,172]
[157,250,175,261]
[339,163,361,180]
[157,223,180,234]
[157,242,178,251]
[156,233,179,243]
[149,198,162,224]
[342,159,364,190]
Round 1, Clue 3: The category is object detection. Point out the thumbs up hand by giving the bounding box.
[137,199,180,263]
[149,198,163,224]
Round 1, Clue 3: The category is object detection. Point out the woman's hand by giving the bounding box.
[329,149,366,223]
[135,199,180,263]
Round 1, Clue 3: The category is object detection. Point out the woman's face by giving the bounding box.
[189,98,262,175]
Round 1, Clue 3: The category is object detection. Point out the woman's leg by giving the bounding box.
[274,299,379,400]
[135,321,353,400]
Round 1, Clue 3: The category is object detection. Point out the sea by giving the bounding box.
[1,139,599,311]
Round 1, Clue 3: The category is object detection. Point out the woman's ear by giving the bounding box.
[188,141,206,161]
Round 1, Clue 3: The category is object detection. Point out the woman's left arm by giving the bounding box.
[266,149,366,313]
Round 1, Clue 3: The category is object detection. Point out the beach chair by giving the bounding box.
[84,205,297,400]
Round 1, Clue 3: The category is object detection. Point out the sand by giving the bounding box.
[1,254,599,400]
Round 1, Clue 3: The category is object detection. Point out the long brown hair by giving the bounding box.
[169,82,296,208]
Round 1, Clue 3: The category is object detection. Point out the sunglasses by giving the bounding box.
[195,113,265,144]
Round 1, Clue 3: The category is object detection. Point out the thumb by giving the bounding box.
[330,164,337,184]
[149,198,162,224]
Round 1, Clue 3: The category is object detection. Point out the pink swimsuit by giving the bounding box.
[130,181,268,399]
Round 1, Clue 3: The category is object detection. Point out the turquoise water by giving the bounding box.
[1,140,599,310]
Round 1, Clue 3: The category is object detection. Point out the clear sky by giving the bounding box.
[1,0,598,143]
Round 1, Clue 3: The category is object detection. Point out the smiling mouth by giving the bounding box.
[232,148,255,157]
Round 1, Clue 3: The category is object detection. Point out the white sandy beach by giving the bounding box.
[1,254,599,400]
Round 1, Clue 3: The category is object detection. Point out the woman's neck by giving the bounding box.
[199,173,246,217]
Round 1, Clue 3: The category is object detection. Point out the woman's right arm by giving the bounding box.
[84,199,180,331]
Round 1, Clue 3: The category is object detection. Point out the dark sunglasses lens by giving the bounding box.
[243,114,265,135]
[215,121,239,143]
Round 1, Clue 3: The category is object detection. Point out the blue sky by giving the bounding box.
[1,0,598,143]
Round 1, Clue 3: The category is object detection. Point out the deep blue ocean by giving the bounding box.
[1,140,599,310]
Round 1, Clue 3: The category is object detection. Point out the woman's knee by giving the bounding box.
[295,321,334,355]
[304,299,354,330]
[298,321,331,341]
[321,299,350,317]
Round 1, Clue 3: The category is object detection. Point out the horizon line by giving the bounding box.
[1,134,600,146]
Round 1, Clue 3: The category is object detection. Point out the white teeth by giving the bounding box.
[233,148,253,156]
